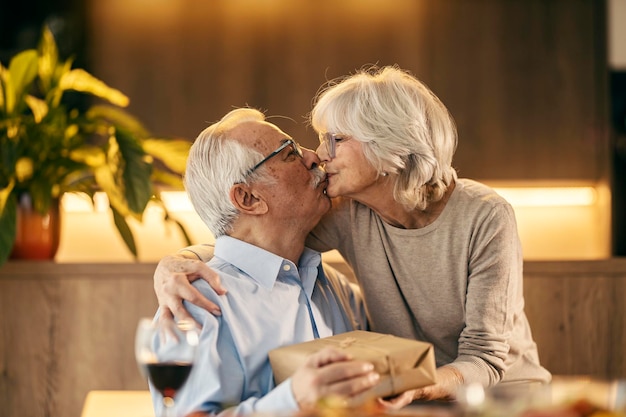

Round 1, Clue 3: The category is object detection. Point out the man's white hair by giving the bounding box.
[184,108,269,237]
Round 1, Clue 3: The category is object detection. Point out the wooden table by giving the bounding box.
[81,390,154,417]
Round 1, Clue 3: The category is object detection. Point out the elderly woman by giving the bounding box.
[153,66,551,405]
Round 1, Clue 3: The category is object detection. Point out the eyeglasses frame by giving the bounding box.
[319,132,350,159]
[245,139,303,177]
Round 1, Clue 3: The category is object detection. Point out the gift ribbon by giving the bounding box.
[334,335,397,394]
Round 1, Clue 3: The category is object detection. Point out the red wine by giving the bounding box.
[147,362,193,398]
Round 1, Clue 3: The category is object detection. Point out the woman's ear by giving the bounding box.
[230,183,268,215]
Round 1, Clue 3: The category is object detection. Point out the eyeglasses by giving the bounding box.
[246,139,303,176]
[319,132,350,159]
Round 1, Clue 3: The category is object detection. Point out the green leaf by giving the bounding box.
[0,179,15,215]
[111,207,138,258]
[9,49,38,93]
[0,63,6,110]
[115,129,153,214]
[143,138,191,174]
[168,216,192,246]
[151,197,192,246]
[59,69,129,107]
[87,105,149,137]
[69,145,107,168]
[28,181,55,214]
[4,49,38,114]
[94,164,129,217]
[47,58,74,108]
[151,170,184,188]
[24,95,48,123]
[38,26,59,92]
[0,194,17,266]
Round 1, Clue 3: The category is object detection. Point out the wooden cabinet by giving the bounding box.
[1,259,626,417]
[0,263,157,417]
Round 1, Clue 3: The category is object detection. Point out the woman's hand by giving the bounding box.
[291,347,380,410]
[377,366,463,409]
[377,390,415,409]
[153,253,227,327]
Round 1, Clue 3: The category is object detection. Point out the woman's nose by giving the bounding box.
[315,142,330,162]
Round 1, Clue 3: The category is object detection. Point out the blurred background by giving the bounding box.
[1,0,624,261]
[2,3,626,417]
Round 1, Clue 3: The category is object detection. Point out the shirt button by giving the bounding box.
[283,264,291,271]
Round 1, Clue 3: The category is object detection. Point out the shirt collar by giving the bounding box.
[213,236,323,291]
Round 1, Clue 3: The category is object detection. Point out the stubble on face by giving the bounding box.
[232,121,331,221]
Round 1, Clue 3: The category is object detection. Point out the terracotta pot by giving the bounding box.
[10,194,61,260]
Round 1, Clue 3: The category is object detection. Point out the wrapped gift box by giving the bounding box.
[269,330,437,406]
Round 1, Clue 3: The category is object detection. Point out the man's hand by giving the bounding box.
[153,253,227,327]
[291,347,380,410]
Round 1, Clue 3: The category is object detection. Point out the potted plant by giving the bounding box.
[0,26,192,265]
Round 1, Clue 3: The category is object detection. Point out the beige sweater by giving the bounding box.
[305,179,551,386]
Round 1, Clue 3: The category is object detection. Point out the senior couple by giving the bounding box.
[149,66,551,417]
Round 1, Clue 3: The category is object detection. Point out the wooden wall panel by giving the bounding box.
[86,0,608,182]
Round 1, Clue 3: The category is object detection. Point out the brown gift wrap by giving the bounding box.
[268,330,437,405]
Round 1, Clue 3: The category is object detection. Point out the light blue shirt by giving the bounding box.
[151,236,367,417]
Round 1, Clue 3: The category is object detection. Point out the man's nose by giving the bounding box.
[302,147,321,169]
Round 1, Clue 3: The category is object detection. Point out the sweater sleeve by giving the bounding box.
[451,202,524,385]
[178,243,215,262]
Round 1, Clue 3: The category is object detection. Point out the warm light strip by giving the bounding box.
[61,191,196,213]
[62,186,597,213]
[61,192,112,213]
[160,191,194,212]
[493,187,596,207]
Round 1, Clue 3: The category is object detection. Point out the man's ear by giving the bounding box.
[230,183,268,215]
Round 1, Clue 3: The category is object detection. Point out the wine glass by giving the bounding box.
[135,317,199,417]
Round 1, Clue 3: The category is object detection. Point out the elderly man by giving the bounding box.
[151,108,379,417]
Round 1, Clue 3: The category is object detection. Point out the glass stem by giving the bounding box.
[162,396,175,417]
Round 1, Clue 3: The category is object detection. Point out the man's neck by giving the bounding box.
[228,223,306,265]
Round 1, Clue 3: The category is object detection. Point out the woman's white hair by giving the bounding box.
[184,108,269,237]
[309,65,458,211]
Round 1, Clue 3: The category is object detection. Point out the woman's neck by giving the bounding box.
[357,181,456,229]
